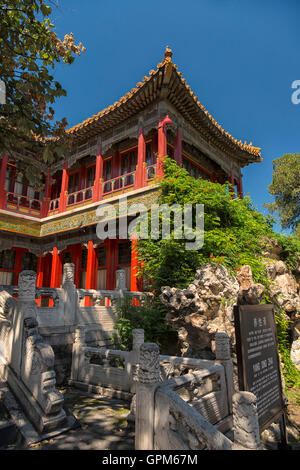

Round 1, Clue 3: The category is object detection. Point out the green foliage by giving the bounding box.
[0,0,85,186]
[275,233,300,272]
[275,310,300,389]
[137,157,273,291]
[134,157,300,389]
[264,153,300,232]
[113,295,176,351]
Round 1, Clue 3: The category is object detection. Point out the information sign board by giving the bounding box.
[234,304,284,430]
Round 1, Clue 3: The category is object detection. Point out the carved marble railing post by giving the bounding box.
[61,263,78,326]
[127,329,145,422]
[215,332,234,414]
[133,328,144,351]
[70,326,87,383]
[11,270,37,376]
[129,329,145,390]
[0,290,16,380]
[232,391,263,450]
[135,342,161,450]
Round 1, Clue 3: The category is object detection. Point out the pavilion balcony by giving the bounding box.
[67,186,93,209]
[49,197,60,215]
[5,191,42,217]
[103,171,135,197]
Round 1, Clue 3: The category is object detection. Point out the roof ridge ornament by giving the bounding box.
[163,45,173,62]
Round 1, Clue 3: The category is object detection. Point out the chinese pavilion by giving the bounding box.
[0,47,261,299]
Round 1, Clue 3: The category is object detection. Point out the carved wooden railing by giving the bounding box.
[6,192,41,216]
[49,197,60,213]
[103,171,135,197]
[67,186,93,208]
[146,164,156,180]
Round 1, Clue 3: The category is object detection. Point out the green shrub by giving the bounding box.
[113,295,177,351]
[275,310,300,389]
[137,157,274,291]
[124,157,300,389]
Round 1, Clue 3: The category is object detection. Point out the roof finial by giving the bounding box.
[164,45,173,62]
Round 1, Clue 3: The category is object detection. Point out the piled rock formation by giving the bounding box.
[160,263,240,358]
[160,261,300,369]
[265,260,300,368]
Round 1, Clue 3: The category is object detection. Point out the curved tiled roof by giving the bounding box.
[66,47,261,162]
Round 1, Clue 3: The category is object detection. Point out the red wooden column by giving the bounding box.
[50,247,62,288]
[72,244,82,288]
[237,175,244,199]
[135,128,147,189]
[157,115,172,179]
[36,251,45,306]
[85,240,96,306]
[0,154,8,209]
[211,173,217,183]
[106,238,117,291]
[130,236,139,292]
[229,170,235,198]
[41,170,52,217]
[174,128,182,166]
[92,147,104,202]
[42,253,52,287]
[49,247,62,307]
[59,162,69,213]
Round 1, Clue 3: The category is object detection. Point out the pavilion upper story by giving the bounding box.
[0,47,261,222]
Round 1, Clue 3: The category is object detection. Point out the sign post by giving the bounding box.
[234,304,288,447]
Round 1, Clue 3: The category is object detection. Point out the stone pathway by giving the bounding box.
[13,388,135,451]
[2,385,299,450]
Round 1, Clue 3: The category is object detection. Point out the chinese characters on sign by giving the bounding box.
[234,304,284,430]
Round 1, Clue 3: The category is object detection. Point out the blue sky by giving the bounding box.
[51,0,300,234]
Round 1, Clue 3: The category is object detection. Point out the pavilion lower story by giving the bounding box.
[0,231,140,302]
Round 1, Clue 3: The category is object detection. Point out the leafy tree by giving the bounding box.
[137,157,276,292]
[0,0,85,186]
[264,153,300,232]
